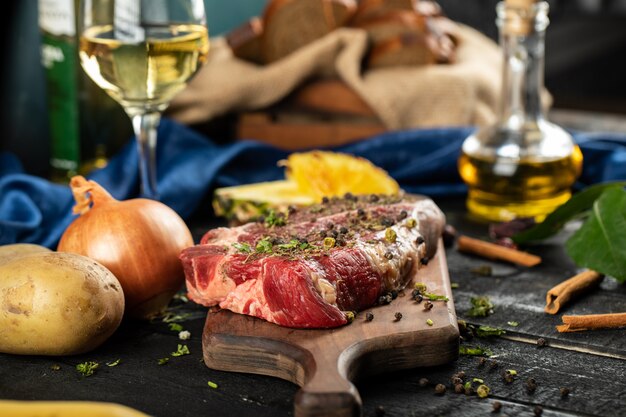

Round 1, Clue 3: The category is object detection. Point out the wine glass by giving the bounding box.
[78,0,209,199]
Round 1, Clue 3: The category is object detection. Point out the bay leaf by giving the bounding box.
[566,187,626,283]
[514,181,626,244]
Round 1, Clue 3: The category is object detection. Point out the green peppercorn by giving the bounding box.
[385,228,397,243]
[405,218,417,228]
[477,384,490,398]
[323,237,336,250]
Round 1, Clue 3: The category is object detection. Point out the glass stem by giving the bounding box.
[130,112,161,199]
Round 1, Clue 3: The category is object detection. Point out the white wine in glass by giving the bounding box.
[79,0,209,199]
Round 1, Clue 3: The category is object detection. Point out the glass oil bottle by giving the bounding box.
[458,0,582,222]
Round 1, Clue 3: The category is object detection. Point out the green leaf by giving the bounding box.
[171,344,190,357]
[255,237,273,253]
[76,361,99,377]
[514,182,626,244]
[232,242,252,253]
[424,293,449,302]
[566,187,626,283]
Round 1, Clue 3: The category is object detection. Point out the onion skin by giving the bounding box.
[58,177,194,319]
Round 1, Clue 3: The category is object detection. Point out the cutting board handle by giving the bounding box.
[294,347,361,417]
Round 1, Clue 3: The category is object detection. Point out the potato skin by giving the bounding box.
[0,252,125,355]
[0,244,52,265]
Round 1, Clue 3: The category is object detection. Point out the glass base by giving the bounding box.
[466,188,572,223]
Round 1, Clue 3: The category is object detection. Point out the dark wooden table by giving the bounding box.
[1,197,625,417]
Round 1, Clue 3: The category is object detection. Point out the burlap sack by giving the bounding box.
[168,24,502,130]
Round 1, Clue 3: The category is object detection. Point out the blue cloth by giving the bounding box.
[2,119,626,248]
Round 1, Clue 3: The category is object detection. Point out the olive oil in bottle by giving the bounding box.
[458,0,582,222]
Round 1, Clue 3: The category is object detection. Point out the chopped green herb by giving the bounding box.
[345,311,356,323]
[405,218,417,228]
[264,210,286,227]
[161,312,192,323]
[459,345,493,357]
[276,239,299,251]
[106,359,121,367]
[451,282,459,289]
[255,237,273,253]
[467,296,494,317]
[158,358,170,365]
[168,323,184,332]
[323,237,336,250]
[424,293,449,302]
[171,344,190,357]
[414,282,427,294]
[507,321,519,327]
[426,319,434,326]
[464,381,472,390]
[473,378,484,383]
[476,384,490,398]
[50,364,61,371]
[475,325,506,338]
[207,381,218,389]
[471,265,493,277]
[172,292,189,303]
[385,228,397,243]
[232,242,252,253]
[76,361,99,377]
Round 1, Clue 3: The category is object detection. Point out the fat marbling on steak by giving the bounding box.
[180,194,445,328]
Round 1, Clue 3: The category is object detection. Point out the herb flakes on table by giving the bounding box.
[76,361,99,377]
[467,296,494,317]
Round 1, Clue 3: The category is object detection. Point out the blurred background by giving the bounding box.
[3,0,626,177]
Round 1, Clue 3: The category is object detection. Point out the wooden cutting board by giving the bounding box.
[202,241,458,417]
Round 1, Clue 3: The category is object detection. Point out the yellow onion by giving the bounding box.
[58,176,194,319]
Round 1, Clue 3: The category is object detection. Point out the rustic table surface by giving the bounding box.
[1,195,625,417]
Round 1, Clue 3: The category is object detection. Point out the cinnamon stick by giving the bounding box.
[545,270,604,315]
[556,312,626,333]
[456,235,541,267]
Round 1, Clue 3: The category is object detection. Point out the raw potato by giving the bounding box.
[0,244,51,264]
[0,252,125,355]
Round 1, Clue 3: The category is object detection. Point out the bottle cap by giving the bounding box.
[501,0,545,36]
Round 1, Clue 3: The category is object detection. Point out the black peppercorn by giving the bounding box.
[423,301,433,311]
[434,384,446,395]
[451,377,463,385]
[344,192,355,201]
[492,401,502,413]
[336,238,346,247]
[526,378,537,394]
[478,357,487,367]
[339,226,348,234]
[398,210,408,220]
[560,387,570,398]
[455,371,466,379]
[365,312,374,322]
[381,217,394,227]
[375,405,385,417]
[319,230,327,238]
[357,208,366,217]
[391,290,398,299]
[418,377,429,388]
[416,236,425,245]
[420,257,429,265]
[489,360,498,370]
[454,384,464,394]
[322,196,330,204]
[384,251,394,260]
[534,405,543,416]
[394,312,403,321]
[257,215,265,223]
[287,205,297,214]
[327,223,335,230]
[537,338,547,347]
[370,195,379,202]
[331,230,339,238]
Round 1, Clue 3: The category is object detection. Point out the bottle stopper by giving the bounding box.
[502,0,542,36]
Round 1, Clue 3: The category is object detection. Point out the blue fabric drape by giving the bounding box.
[2,119,626,248]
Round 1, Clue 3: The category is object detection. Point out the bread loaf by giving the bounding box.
[330,0,358,27]
[355,10,427,44]
[367,32,437,69]
[261,0,337,64]
[351,0,417,25]
[226,17,264,64]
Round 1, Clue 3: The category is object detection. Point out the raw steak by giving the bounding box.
[180,194,445,328]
